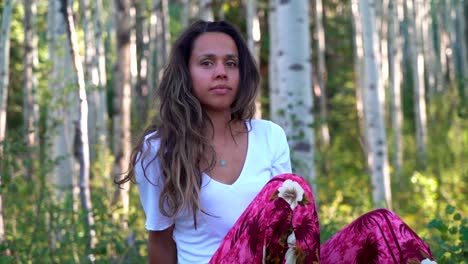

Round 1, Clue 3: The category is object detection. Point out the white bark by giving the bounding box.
[64,0,96,253]
[274,0,316,189]
[0,0,15,158]
[268,0,279,122]
[23,0,39,180]
[358,0,392,208]
[161,0,171,66]
[0,0,15,244]
[351,0,367,152]
[148,1,158,99]
[135,0,150,124]
[181,0,190,28]
[49,0,78,202]
[408,0,428,167]
[199,0,214,21]
[314,0,330,147]
[422,0,437,101]
[80,0,98,160]
[246,0,262,119]
[380,0,389,93]
[455,0,468,95]
[154,0,170,84]
[443,0,457,83]
[114,0,132,229]
[388,0,404,175]
[93,0,109,149]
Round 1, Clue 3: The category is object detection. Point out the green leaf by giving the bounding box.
[449,226,458,235]
[445,205,456,215]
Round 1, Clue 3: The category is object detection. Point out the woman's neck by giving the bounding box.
[205,110,243,142]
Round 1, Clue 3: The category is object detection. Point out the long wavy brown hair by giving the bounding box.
[117,20,260,227]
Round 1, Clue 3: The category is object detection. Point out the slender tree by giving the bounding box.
[351,0,367,153]
[22,0,39,179]
[274,0,316,190]
[80,0,101,160]
[388,0,404,176]
[314,0,330,147]
[181,0,190,28]
[357,0,392,208]
[134,0,150,124]
[199,0,214,21]
[93,0,109,150]
[49,0,77,202]
[455,0,468,101]
[268,0,280,122]
[246,0,262,119]
[408,0,428,168]
[63,0,96,254]
[0,0,15,246]
[114,0,133,229]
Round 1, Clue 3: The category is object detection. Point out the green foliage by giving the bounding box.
[0,132,147,263]
[426,205,467,263]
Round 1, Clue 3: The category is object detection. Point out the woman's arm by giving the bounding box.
[148,226,177,264]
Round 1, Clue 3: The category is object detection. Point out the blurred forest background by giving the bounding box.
[0,0,466,263]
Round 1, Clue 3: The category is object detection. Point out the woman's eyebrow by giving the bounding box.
[196,53,239,60]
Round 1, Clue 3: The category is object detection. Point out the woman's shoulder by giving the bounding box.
[141,131,161,155]
[249,119,285,134]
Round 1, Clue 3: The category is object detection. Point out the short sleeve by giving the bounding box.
[135,136,174,231]
[269,122,292,176]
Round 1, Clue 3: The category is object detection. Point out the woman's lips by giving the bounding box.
[210,85,231,95]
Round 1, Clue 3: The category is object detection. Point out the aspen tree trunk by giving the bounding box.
[443,0,457,83]
[135,0,150,125]
[422,0,437,102]
[351,0,368,158]
[408,0,428,168]
[152,0,171,86]
[114,0,132,229]
[358,0,392,209]
[314,0,330,147]
[246,0,262,119]
[148,1,158,99]
[63,0,96,253]
[388,0,404,176]
[437,0,449,93]
[0,0,15,246]
[161,0,171,66]
[0,0,14,158]
[181,0,190,28]
[268,0,280,122]
[23,0,39,180]
[49,0,77,202]
[80,0,101,160]
[455,1,468,101]
[247,0,261,68]
[275,0,316,190]
[93,0,109,150]
[380,0,389,92]
[199,0,214,21]
[217,0,225,20]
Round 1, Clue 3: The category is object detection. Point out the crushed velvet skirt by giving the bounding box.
[209,174,435,264]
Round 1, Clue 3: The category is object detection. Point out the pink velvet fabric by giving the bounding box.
[209,173,434,264]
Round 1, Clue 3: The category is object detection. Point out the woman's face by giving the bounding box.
[188,32,240,114]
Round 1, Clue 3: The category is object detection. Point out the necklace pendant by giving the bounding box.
[220,159,227,167]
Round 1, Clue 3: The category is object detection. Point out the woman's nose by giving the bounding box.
[214,63,227,79]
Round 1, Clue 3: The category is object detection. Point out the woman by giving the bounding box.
[118,20,435,264]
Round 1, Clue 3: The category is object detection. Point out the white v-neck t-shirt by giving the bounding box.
[135,119,292,263]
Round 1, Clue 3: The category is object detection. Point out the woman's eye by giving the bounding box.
[200,60,213,67]
[226,61,238,67]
